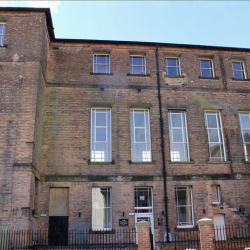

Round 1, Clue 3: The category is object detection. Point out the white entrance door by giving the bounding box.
[213,214,226,241]
[135,214,155,247]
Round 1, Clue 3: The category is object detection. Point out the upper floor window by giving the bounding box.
[204,111,226,162]
[130,109,152,162]
[130,56,146,75]
[175,186,194,228]
[239,112,250,161]
[200,59,214,78]
[0,23,6,46]
[232,61,246,79]
[91,109,111,162]
[93,54,110,74]
[92,188,112,230]
[165,58,181,76]
[168,111,190,162]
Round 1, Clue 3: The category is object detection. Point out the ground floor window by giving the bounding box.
[175,186,194,228]
[92,188,112,230]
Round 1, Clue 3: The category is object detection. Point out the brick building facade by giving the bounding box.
[1,7,250,247]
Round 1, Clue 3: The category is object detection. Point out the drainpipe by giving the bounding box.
[155,43,169,243]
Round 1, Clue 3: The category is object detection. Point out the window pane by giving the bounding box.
[245,144,250,161]
[171,144,186,161]
[166,58,178,67]
[96,128,106,141]
[207,115,217,128]
[200,60,211,68]
[171,114,182,127]
[232,62,242,70]
[172,129,184,142]
[96,65,108,73]
[233,71,244,79]
[135,128,146,142]
[167,67,179,76]
[134,112,145,127]
[201,69,212,77]
[209,143,222,159]
[208,129,219,142]
[131,57,144,66]
[243,130,250,143]
[96,112,106,126]
[131,66,145,74]
[96,55,108,64]
[240,115,250,129]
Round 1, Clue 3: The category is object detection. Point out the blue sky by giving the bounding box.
[1,1,250,48]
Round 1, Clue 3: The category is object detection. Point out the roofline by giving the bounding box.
[1,7,250,52]
[53,38,250,52]
[0,7,55,40]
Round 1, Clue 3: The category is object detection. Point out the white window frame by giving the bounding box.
[134,187,153,214]
[239,112,250,161]
[204,111,226,162]
[175,186,194,228]
[92,187,112,230]
[130,109,152,162]
[0,23,6,46]
[93,54,110,74]
[91,108,112,162]
[168,111,190,162]
[199,59,214,78]
[232,61,246,79]
[211,185,221,204]
[130,55,146,75]
[165,57,181,76]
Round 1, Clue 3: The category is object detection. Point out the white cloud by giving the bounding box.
[0,1,61,14]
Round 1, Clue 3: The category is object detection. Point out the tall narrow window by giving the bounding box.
[130,110,151,162]
[204,111,226,162]
[130,56,146,75]
[165,58,181,76]
[239,112,250,161]
[200,59,214,78]
[134,188,153,213]
[211,185,220,204]
[175,186,194,228]
[91,109,111,162]
[93,54,110,73]
[168,111,190,162]
[0,23,6,46]
[92,188,112,230]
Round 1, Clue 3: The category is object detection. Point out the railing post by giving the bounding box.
[135,221,151,250]
[197,217,215,250]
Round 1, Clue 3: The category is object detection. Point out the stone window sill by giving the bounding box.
[90,72,113,75]
[127,73,150,77]
[199,76,219,80]
[232,78,250,81]
[0,44,7,48]
[128,160,156,165]
[165,75,185,78]
[88,160,115,165]
[168,160,195,164]
[206,160,232,164]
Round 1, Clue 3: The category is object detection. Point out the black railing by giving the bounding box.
[0,229,137,249]
[214,224,250,250]
[173,229,200,250]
